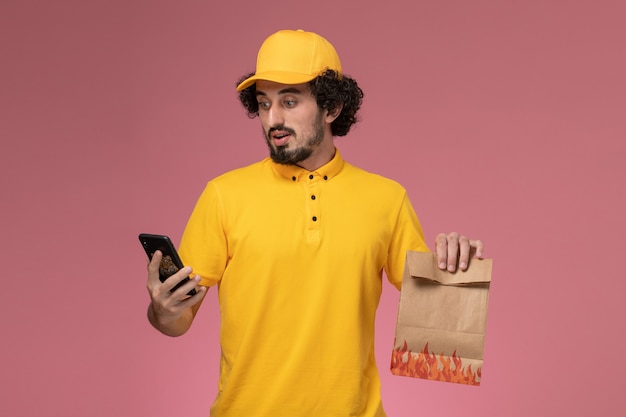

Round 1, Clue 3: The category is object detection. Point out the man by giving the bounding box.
[146,29,483,416]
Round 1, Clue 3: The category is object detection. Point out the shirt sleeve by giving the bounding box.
[385,192,430,290]
[178,181,228,287]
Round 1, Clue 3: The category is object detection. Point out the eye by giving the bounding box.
[284,100,296,108]
[257,101,270,110]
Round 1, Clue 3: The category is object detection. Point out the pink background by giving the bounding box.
[2,1,624,416]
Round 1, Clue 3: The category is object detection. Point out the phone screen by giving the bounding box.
[157,252,181,282]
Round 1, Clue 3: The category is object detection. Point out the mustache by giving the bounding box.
[268,125,296,136]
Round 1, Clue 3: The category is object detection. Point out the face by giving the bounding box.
[255,81,332,167]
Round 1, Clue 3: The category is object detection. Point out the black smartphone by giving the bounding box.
[138,233,196,296]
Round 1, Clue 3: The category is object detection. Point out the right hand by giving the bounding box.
[146,250,206,331]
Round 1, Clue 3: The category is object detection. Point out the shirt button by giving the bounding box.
[323,175,328,180]
[312,216,317,221]
[292,176,296,181]
[309,174,314,180]
[311,195,316,200]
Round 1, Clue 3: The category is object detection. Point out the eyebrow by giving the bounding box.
[255,87,304,97]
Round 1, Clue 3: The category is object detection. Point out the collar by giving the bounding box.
[270,148,345,182]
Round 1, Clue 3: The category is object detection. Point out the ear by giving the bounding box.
[324,103,343,124]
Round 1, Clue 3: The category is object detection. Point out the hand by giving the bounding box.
[434,232,484,272]
[146,250,206,333]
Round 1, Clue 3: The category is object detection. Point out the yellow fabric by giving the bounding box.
[179,150,429,417]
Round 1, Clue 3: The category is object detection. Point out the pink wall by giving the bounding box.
[2,1,625,416]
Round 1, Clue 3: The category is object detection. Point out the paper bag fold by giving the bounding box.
[390,251,493,386]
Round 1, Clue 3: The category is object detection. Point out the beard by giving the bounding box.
[264,113,325,166]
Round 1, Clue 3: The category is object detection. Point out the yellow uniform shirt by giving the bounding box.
[179,150,428,416]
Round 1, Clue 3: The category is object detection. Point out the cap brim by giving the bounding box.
[236,71,318,91]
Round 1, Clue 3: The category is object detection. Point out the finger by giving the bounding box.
[446,233,460,272]
[161,266,194,293]
[174,278,208,307]
[458,235,470,271]
[471,239,484,258]
[169,274,202,298]
[435,233,448,269]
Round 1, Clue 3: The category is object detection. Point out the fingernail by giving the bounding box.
[439,262,446,269]
[460,262,467,269]
[447,264,456,272]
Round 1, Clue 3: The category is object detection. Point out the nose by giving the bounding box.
[266,104,285,127]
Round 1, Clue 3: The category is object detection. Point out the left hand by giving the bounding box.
[435,232,484,272]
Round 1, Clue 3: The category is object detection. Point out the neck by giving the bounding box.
[296,137,336,171]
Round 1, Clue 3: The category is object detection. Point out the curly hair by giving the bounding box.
[236,69,364,137]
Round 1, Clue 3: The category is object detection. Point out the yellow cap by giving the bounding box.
[236,29,342,91]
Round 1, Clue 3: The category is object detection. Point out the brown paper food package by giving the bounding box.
[390,251,493,386]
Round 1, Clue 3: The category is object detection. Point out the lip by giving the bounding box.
[271,131,291,147]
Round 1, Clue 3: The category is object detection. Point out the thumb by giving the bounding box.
[147,250,163,284]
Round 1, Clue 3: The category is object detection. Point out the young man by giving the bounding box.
[146,29,483,417]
